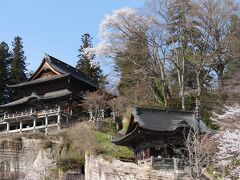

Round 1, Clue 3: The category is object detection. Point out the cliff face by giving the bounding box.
[85,154,178,180]
[0,136,57,180]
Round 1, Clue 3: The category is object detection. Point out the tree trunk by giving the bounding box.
[181,57,185,110]
[156,51,168,108]
[195,71,202,120]
[218,70,224,94]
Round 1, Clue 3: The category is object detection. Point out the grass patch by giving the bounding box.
[95,131,134,160]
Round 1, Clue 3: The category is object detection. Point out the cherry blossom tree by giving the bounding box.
[211,104,240,179]
[87,7,172,107]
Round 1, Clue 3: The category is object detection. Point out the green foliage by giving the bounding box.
[201,109,218,130]
[95,131,134,160]
[232,158,240,166]
[55,122,134,172]
[99,118,116,136]
[0,42,11,104]
[60,131,73,152]
[57,130,84,172]
[115,33,158,107]
[57,155,84,172]
[76,33,106,87]
[185,96,196,111]
[9,36,27,101]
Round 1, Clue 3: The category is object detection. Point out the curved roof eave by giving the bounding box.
[8,74,69,88]
[0,89,72,108]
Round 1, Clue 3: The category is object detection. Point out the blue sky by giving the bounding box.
[0,0,143,74]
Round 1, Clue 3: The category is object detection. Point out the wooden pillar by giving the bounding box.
[173,158,178,171]
[57,113,61,131]
[164,144,167,157]
[6,122,9,133]
[147,147,151,159]
[33,118,36,132]
[45,115,48,135]
[20,120,22,133]
[66,116,69,127]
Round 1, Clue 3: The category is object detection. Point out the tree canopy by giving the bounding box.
[76,33,106,88]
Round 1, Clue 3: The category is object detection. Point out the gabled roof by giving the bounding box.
[0,89,72,108]
[113,107,211,145]
[129,107,210,133]
[9,54,97,88]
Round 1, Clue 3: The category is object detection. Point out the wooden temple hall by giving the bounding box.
[113,107,209,169]
[0,54,96,134]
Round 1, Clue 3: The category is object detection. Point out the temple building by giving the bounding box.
[113,107,209,169]
[0,54,96,134]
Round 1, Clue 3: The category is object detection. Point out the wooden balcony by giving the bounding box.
[37,108,59,117]
[4,110,34,120]
[2,106,67,121]
[7,123,58,134]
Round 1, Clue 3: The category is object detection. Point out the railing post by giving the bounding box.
[151,156,154,166]
[6,122,9,133]
[57,113,61,131]
[33,118,36,132]
[20,120,22,133]
[45,115,48,135]
[173,158,178,171]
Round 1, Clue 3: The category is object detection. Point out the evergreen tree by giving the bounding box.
[9,36,27,100]
[0,42,11,104]
[76,33,106,87]
[115,33,158,107]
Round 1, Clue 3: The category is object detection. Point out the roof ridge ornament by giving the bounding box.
[44,53,51,62]
[31,92,37,96]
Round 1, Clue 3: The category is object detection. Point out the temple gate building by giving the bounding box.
[0,54,96,134]
[113,107,209,170]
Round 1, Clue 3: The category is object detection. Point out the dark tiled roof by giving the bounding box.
[44,54,96,88]
[113,107,211,144]
[130,107,209,133]
[0,89,72,108]
[9,54,97,88]
[8,74,69,88]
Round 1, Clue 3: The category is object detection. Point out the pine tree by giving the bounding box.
[0,42,11,104]
[115,33,158,107]
[76,33,106,87]
[9,36,27,100]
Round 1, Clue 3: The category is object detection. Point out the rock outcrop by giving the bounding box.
[85,154,179,180]
[0,136,57,180]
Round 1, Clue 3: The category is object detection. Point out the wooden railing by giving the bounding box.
[36,107,59,116]
[153,158,176,170]
[4,109,34,120]
[138,157,182,171]
[0,116,4,122]
[2,107,63,121]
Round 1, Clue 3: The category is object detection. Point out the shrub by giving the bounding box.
[57,155,84,172]
[42,140,54,149]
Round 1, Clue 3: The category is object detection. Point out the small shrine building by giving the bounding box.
[113,107,209,169]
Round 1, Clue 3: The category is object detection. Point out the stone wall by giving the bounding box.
[0,136,57,180]
[85,154,181,180]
